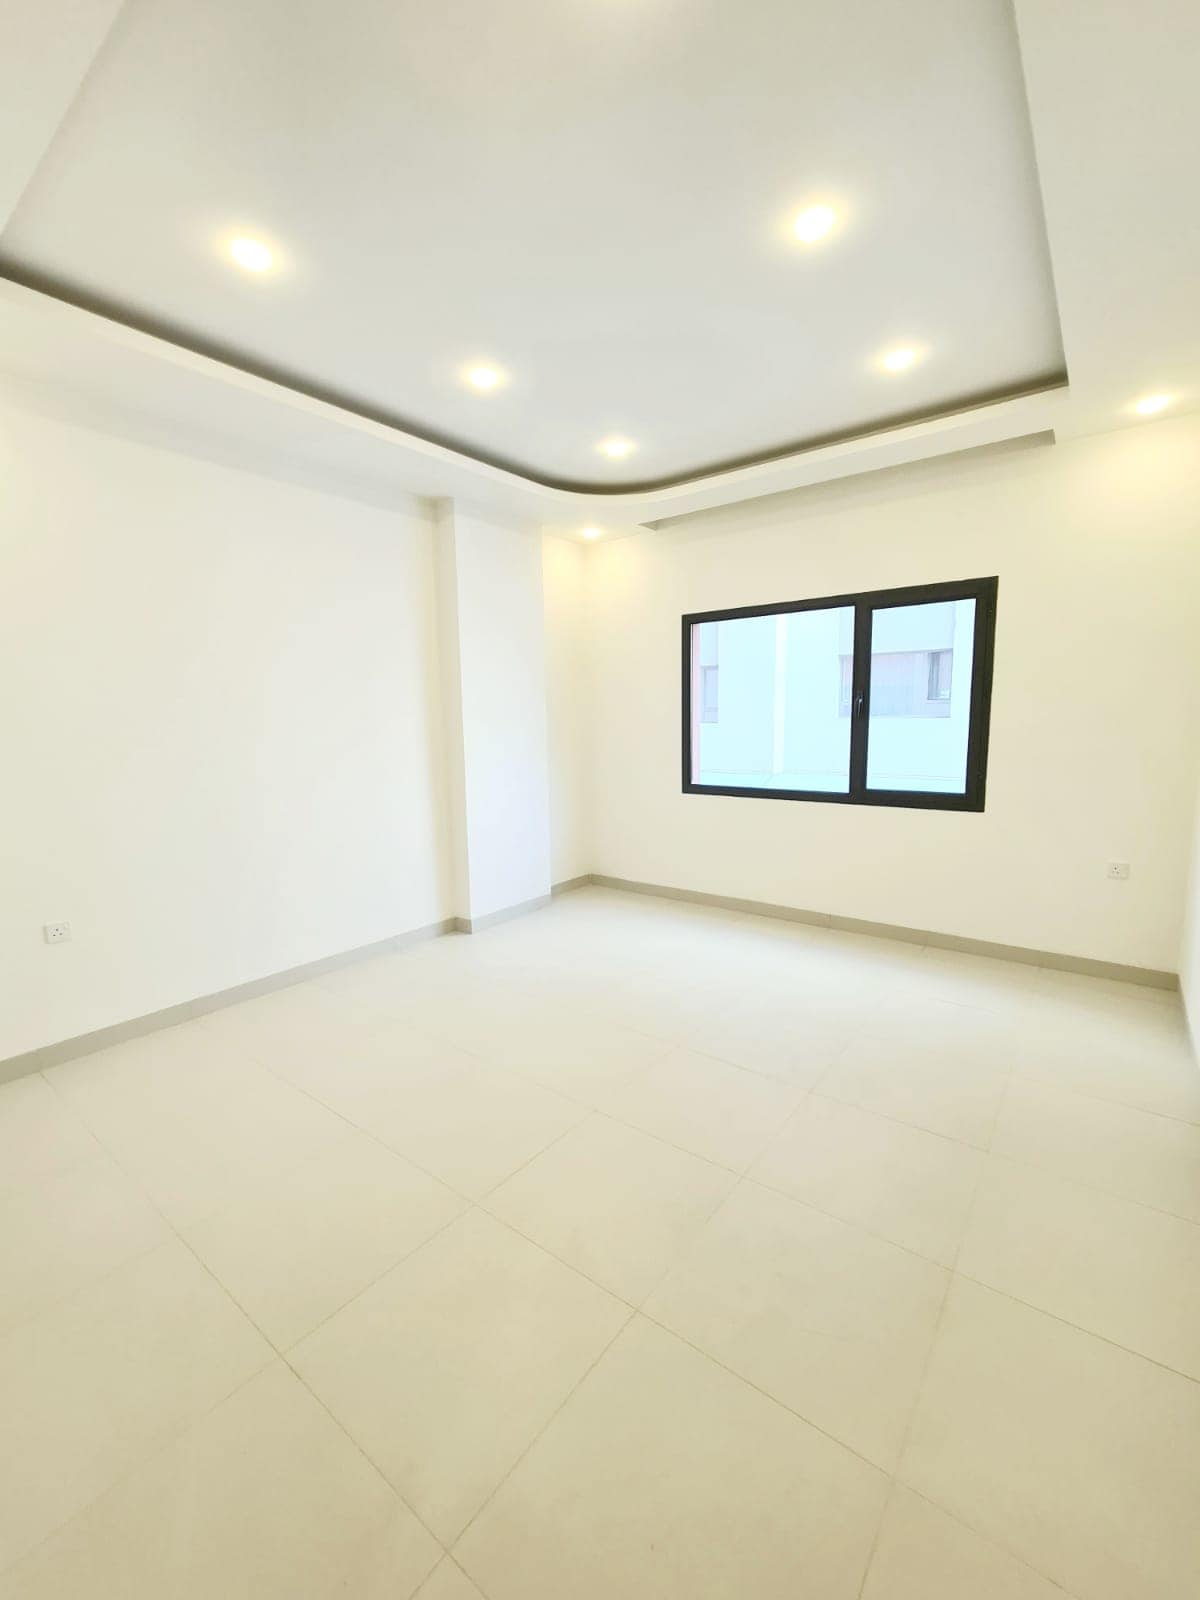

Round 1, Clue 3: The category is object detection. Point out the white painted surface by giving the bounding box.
[0,397,450,1059]
[0,0,1062,487]
[1182,771,1200,1049]
[434,505,552,922]
[542,537,591,885]
[584,420,1200,971]
[0,0,124,229]
[1013,0,1200,423]
[0,3,1196,523]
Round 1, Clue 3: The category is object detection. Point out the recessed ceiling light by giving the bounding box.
[1133,393,1171,416]
[793,204,837,244]
[466,365,505,392]
[598,437,635,459]
[228,236,273,273]
[880,346,919,373]
[580,526,602,540]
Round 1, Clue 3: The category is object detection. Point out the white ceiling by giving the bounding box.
[0,0,1066,491]
[0,0,1195,528]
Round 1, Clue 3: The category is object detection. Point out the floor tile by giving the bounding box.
[957,1156,1200,1378]
[0,1152,168,1335]
[0,1238,271,1570]
[292,1209,627,1542]
[993,1078,1200,1221]
[681,996,856,1085]
[909,948,1047,1013]
[0,1074,98,1195]
[900,1278,1200,1600]
[861,1485,1067,1599]
[647,1180,948,1469]
[750,1095,984,1266]
[233,998,478,1125]
[1012,1007,1200,1123]
[47,1037,350,1226]
[486,1114,736,1302]
[855,993,1019,1063]
[315,948,490,1025]
[3,1363,440,1599]
[362,1058,585,1198]
[455,1316,888,1600]
[46,1017,238,1107]
[11,891,1195,1596]
[817,1033,1010,1148]
[599,1046,805,1170]
[182,1131,466,1347]
[475,1007,673,1104]
[416,1559,488,1600]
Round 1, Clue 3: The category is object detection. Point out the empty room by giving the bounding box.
[2,2,1199,1596]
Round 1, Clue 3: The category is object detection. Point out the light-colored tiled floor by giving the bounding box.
[2,887,1198,1598]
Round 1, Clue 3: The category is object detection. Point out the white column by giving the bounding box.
[433,499,553,928]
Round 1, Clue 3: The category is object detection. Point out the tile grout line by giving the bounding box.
[895,1483,1085,1598]
[170,1220,455,1574]
[947,1266,1200,1389]
[33,1048,459,1586]
[852,1061,1002,1598]
[979,1144,1200,1230]
[1005,1063,1200,1131]
[12,889,1196,1593]
[446,1304,640,1570]
[855,1248,961,1598]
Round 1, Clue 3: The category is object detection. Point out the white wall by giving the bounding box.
[0,398,451,1059]
[434,504,552,923]
[585,418,1200,973]
[1182,763,1200,1046]
[542,536,591,884]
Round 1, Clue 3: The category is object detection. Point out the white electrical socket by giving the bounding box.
[1106,862,1130,881]
[43,921,71,944]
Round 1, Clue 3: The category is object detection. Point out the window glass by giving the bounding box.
[866,599,976,792]
[692,606,854,793]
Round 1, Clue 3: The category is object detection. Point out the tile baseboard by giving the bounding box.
[585,874,1178,992]
[0,917,459,1086]
[3,874,1179,1087]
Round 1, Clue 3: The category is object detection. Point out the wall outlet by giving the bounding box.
[43,921,71,944]
[1106,862,1130,881]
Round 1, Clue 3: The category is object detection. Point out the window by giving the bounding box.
[683,576,997,811]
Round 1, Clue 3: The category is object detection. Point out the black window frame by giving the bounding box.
[681,575,998,813]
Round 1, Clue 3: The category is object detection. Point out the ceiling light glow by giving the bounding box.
[228,236,273,273]
[1133,393,1171,416]
[880,346,919,373]
[793,204,837,244]
[580,526,602,540]
[598,437,635,459]
[466,365,504,391]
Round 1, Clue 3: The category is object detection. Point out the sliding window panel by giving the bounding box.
[865,597,979,795]
[686,606,854,794]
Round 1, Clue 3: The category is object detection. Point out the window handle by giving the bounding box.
[854,692,865,719]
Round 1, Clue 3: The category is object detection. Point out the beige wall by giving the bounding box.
[584,418,1200,972]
